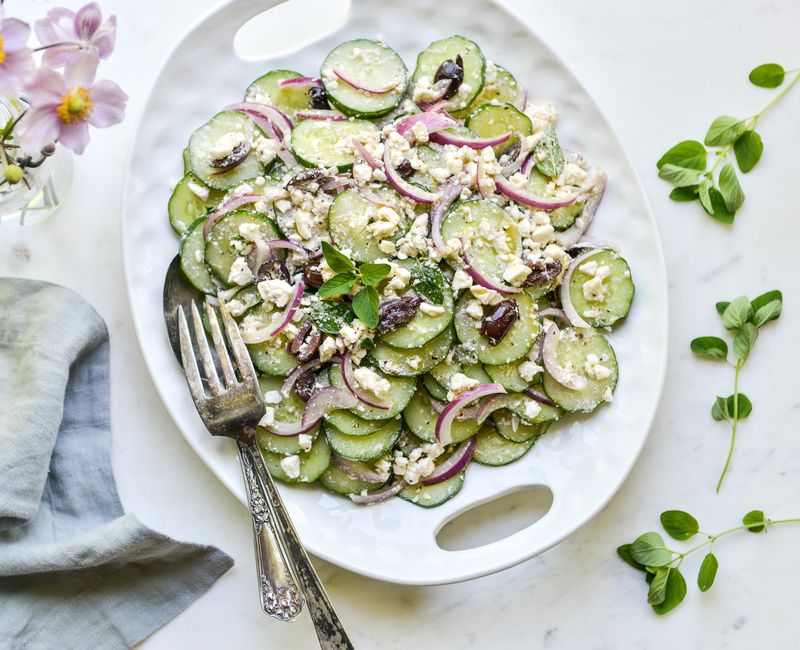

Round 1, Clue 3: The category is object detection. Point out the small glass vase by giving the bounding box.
[0,98,73,227]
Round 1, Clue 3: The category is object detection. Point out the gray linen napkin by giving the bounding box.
[0,279,234,649]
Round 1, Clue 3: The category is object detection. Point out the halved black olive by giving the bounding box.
[433,54,464,100]
[309,86,330,109]
[480,299,519,345]
[523,260,563,287]
[209,140,250,171]
[396,159,415,179]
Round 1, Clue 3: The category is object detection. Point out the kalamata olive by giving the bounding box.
[523,260,563,287]
[286,168,330,190]
[377,295,422,333]
[433,54,464,100]
[209,140,250,171]
[480,299,519,345]
[303,263,325,290]
[309,86,330,109]
[499,138,521,165]
[396,159,415,179]
[293,370,317,402]
[289,321,321,363]
[258,258,290,282]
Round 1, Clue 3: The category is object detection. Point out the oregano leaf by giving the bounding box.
[734,130,763,173]
[749,63,785,88]
[697,553,719,592]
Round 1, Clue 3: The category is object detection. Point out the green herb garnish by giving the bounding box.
[533,125,564,178]
[410,262,446,305]
[309,300,354,334]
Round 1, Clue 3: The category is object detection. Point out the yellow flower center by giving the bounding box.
[0,35,6,66]
[56,87,93,124]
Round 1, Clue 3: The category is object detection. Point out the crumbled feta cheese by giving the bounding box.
[263,390,283,405]
[228,256,254,286]
[582,276,606,302]
[239,222,262,242]
[258,407,275,427]
[419,302,446,316]
[319,336,338,362]
[367,205,401,239]
[353,367,391,401]
[584,353,611,380]
[452,269,473,292]
[374,456,392,482]
[602,386,614,403]
[255,137,278,165]
[469,285,503,306]
[187,180,209,201]
[297,434,314,452]
[447,372,480,401]
[210,131,245,158]
[280,455,301,479]
[518,360,542,382]
[524,400,542,420]
[258,279,294,308]
[378,239,397,255]
[352,162,372,184]
[579,260,599,276]
[502,261,532,287]
[410,120,429,143]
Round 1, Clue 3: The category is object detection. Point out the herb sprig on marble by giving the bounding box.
[690,290,782,492]
[657,63,800,223]
[618,509,800,615]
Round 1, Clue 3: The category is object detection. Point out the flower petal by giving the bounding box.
[34,9,76,45]
[91,15,116,59]
[64,49,98,88]
[41,46,81,69]
[87,79,127,127]
[58,121,90,154]
[2,18,31,51]
[74,2,102,40]
[24,67,65,105]
[18,107,61,153]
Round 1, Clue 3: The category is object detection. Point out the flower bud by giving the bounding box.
[3,164,24,184]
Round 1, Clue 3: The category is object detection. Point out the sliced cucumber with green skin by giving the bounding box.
[220,176,283,212]
[484,358,536,392]
[400,471,465,507]
[227,285,262,318]
[440,199,521,288]
[169,173,224,235]
[567,249,634,327]
[454,292,539,365]
[241,304,299,376]
[245,69,314,117]
[422,373,449,401]
[319,463,385,496]
[542,327,618,412]
[453,63,521,119]
[507,391,563,425]
[411,144,445,191]
[179,217,218,294]
[262,436,331,483]
[378,285,454,349]
[429,358,490,390]
[527,169,584,231]
[188,111,265,190]
[182,147,190,174]
[321,40,407,118]
[291,118,379,171]
[257,426,320,456]
[412,35,485,112]
[473,423,535,466]
[402,385,480,444]
[328,363,415,420]
[466,102,532,155]
[255,377,317,455]
[327,186,408,263]
[324,409,388,436]
[492,410,549,443]
[324,419,402,461]
[372,327,454,376]
[204,209,281,282]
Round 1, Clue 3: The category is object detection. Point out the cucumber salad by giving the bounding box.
[168,35,634,508]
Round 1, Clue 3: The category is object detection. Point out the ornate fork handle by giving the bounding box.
[242,443,355,650]
[236,441,304,622]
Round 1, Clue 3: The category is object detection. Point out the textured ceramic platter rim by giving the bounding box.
[122,0,668,585]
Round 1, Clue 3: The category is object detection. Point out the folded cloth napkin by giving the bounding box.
[0,279,234,649]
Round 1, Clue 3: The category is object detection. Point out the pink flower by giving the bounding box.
[34,3,116,68]
[18,53,127,155]
[0,18,35,96]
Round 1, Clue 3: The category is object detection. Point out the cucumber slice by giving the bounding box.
[204,209,281,282]
[466,102,532,155]
[412,35,485,112]
[188,111,265,190]
[179,217,218,294]
[227,285,262,318]
[473,423,536,466]
[542,327,618,412]
[567,249,635,327]
[527,169,584,231]
[399,471,465,507]
[169,173,222,234]
[492,410,549,443]
[372,327,454,376]
[319,462,386,496]
[454,292,539,365]
[507,391,564,424]
[453,63,521,119]
[256,377,319,455]
[321,40,407,118]
[402,384,480,444]
[291,118,379,171]
[324,409,388,436]
[324,419,402,461]
[484,358,536,392]
[429,359,491,390]
[440,199,521,288]
[411,144,445,191]
[422,373,449,402]
[378,282,454,349]
[182,147,190,174]
[262,436,331,483]
[328,363,415,420]
[327,186,409,263]
[241,304,300,377]
[220,176,283,213]
[257,426,320,456]
[245,69,314,117]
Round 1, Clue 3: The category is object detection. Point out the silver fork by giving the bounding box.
[177,300,354,649]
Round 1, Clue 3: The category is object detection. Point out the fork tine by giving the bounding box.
[205,300,237,386]
[177,306,206,403]
[219,298,258,382]
[190,300,222,395]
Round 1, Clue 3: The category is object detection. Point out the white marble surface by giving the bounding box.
[2,0,799,648]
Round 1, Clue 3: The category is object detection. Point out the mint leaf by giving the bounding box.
[534,126,565,178]
[660,510,700,541]
[753,299,782,327]
[722,295,753,330]
[630,532,674,567]
[359,263,391,287]
[698,180,713,214]
[651,568,687,615]
[711,396,730,422]
[719,162,745,212]
[648,567,670,605]
[657,140,707,171]
[669,186,700,202]
[318,272,357,298]
[715,301,730,315]
[352,286,380,328]
[321,241,355,274]
[309,300,354,334]
[706,187,735,224]
[705,116,747,146]
[411,262,446,305]
[751,289,782,318]
[749,63,785,88]
[697,553,719,592]
[617,544,647,572]
[658,164,704,187]
[743,509,767,533]
[726,393,752,419]
[733,322,758,360]
[734,130,763,173]
[690,336,728,360]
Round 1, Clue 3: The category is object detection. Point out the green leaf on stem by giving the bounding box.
[706,187,736,224]
[669,186,700,202]
[749,63,785,88]
[658,164,705,187]
[753,299,782,327]
[705,116,747,146]
[359,263,391,287]
[352,286,380,328]
[321,241,355,274]
[721,296,753,330]
[734,130,763,173]
[719,162,745,212]
[651,568,687,615]
[733,322,758,360]
[318,272,357,298]
[711,396,730,422]
[648,567,671,605]
[309,300,354,334]
[617,544,648,572]
[660,510,700,541]
[698,180,713,214]
[743,509,767,533]
[725,393,752,419]
[411,262,446,305]
[690,336,728,360]
[630,532,675,567]
[697,553,719,592]
[657,140,708,171]
[534,126,565,178]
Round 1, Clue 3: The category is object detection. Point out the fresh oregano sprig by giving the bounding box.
[317,242,390,328]
[657,63,800,223]
[618,509,800,615]
[690,290,782,491]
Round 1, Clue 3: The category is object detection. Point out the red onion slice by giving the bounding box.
[302,387,358,428]
[352,138,381,170]
[472,393,520,424]
[538,307,569,322]
[421,437,477,485]
[349,480,407,505]
[495,175,578,210]
[554,170,608,248]
[357,186,392,206]
[429,178,464,253]
[332,67,401,95]
[461,247,520,295]
[266,239,309,259]
[523,389,558,408]
[202,193,262,239]
[261,418,320,437]
[295,109,347,121]
[559,248,604,328]
[520,152,536,177]
[435,383,506,445]
[395,111,457,140]
[279,76,322,88]
[542,323,587,390]
[430,130,511,149]
[428,394,480,420]
[333,454,386,484]
[340,350,389,410]
[501,142,533,176]
[227,101,293,134]
[244,111,298,168]
[246,238,272,273]
[282,358,321,396]
[268,281,304,338]
[383,147,440,204]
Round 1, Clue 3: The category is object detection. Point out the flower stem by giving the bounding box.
[716,359,743,492]
[33,40,84,52]
[751,70,800,126]
[675,517,800,562]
